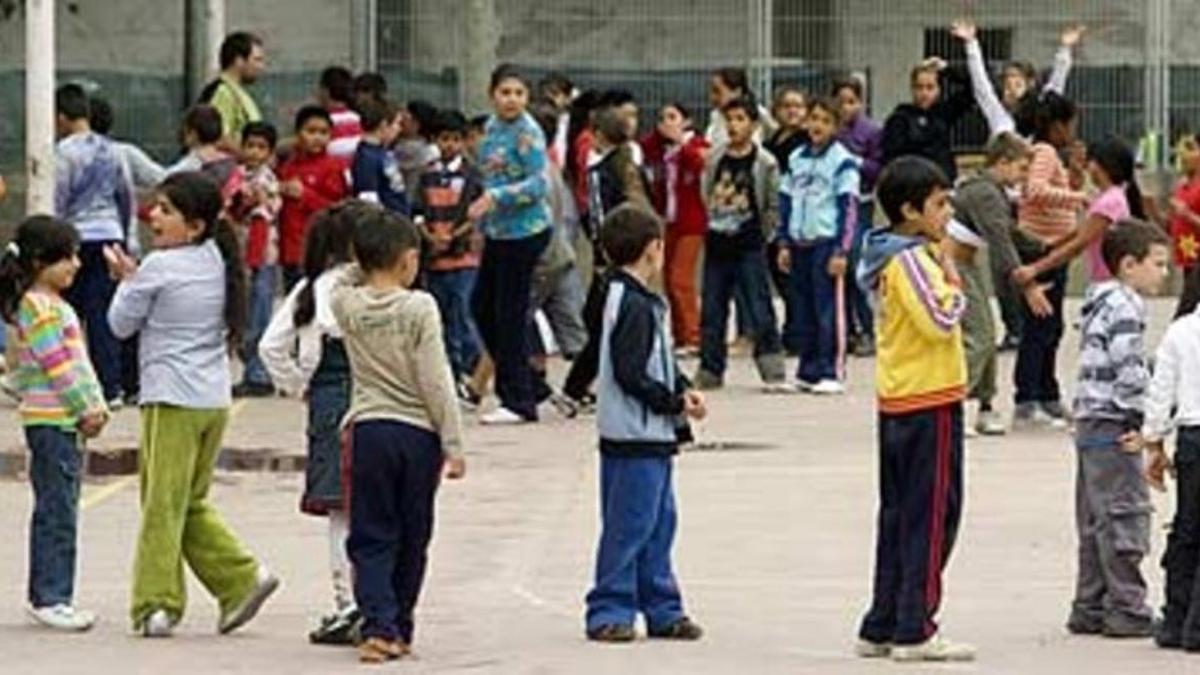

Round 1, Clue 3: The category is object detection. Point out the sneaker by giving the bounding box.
[1066,612,1103,635]
[359,636,409,663]
[27,604,96,632]
[0,374,19,404]
[548,392,580,419]
[586,623,637,643]
[762,381,798,395]
[309,605,363,646]
[480,407,531,426]
[975,410,1007,436]
[693,369,724,391]
[1154,618,1182,649]
[218,566,280,634]
[141,608,173,638]
[964,424,979,439]
[811,379,845,395]
[456,380,482,411]
[569,392,598,416]
[106,396,125,412]
[1041,401,1071,429]
[998,333,1021,352]
[795,379,816,393]
[232,381,275,399]
[1102,613,1154,638]
[647,617,703,640]
[854,638,891,658]
[122,391,140,408]
[853,337,876,358]
[891,634,975,662]
[1012,402,1049,430]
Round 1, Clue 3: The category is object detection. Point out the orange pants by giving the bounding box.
[665,232,703,347]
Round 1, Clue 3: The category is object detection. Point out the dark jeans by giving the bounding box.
[347,420,443,644]
[65,241,122,401]
[563,270,607,401]
[860,403,963,646]
[241,265,277,387]
[699,248,782,378]
[426,268,482,381]
[1162,427,1200,641]
[991,244,1025,341]
[788,240,842,384]
[585,454,685,632]
[472,230,550,419]
[1014,262,1067,405]
[844,200,875,343]
[282,265,305,293]
[25,426,82,608]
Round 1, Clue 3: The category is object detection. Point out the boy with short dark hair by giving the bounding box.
[351,98,408,215]
[1068,218,1171,640]
[278,105,349,289]
[584,204,706,643]
[856,156,974,662]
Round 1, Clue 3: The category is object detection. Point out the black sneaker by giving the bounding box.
[232,381,275,398]
[1102,613,1154,639]
[309,606,363,646]
[1067,612,1103,635]
[569,392,597,416]
[586,623,636,643]
[1155,618,1183,649]
[648,617,704,641]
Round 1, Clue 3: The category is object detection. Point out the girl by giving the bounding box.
[259,202,363,644]
[1,216,108,631]
[106,171,278,637]
[705,67,776,147]
[468,64,553,425]
[765,86,810,354]
[1170,133,1200,318]
[881,57,974,182]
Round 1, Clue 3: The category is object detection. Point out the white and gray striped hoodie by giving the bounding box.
[1072,280,1149,431]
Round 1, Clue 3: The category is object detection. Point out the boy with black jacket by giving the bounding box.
[584,204,706,643]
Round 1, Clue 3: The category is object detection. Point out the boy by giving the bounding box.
[948,132,1046,435]
[855,156,973,662]
[395,100,440,202]
[414,109,485,386]
[1146,277,1200,650]
[329,206,466,663]
[466,115,489,159]
[776,96,860,395]
[695,97,787,392]
[1068,219,1170,639]
[351,98,408,215]
[230,121,283,398]
[316,66,363,162]
[584,204,706,643]
[278,105,349,290]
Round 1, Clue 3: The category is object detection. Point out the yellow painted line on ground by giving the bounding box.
[80,399,250,511]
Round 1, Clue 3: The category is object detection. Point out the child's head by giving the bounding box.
[537,72,574,112]
[877,156,954,240]
[1088,136,1146,220]
[433,110,469,162]
[317,66,355,109]
[404,100,438,141]
[241,121,278,169]
[489,64,531,121]
[88,96,114,136]
[466,114,489,157]
[771,86,808,132]
[55,84,90,136]
[1020,91,1077,147]
[0,216,81,322]
[181,104,223,149]
[599,89,638,139]
[352,206,422,288]
[805,97,842,147]
[294,201,364,327]
[358,98,403,146]
[294,105,333,155]
[352,72,388,109]
[592,105,631,149]
[909,63,941,110]
[656,102,693,142]
[1102,218,1171,294]
[1178,132,1200,176]
[601,204,665,275]
[710,67,750,109]
[984,132,1032,188]
[720,96,760,146]
[832,77,866,124]
[1002,60,1038,107]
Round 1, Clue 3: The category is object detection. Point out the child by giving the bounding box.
[1067,219,1170,638]
[230,120,282,398]
[278,105,350,290]
[881,58,974,183]
[352,72,388,111]
[584,204,706,643]
[106,171,278,638]
[415,109,485,385]
[466,114,489,159]
[776,96,860,394]
[695,97,787,391]
[1,217,109,631]
[259,202,362,644]
[395,100,440,202]
[856,156,973,662]
[705,67,776,146]
[317,66,363,162]
[765,86,809,354]
[1169,133,1200,318]
[329,206,466,663]
[351,98,408,215]
[167,106,241,197]
[1146,276,1200,650]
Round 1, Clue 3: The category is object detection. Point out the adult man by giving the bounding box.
[200,31,267,152]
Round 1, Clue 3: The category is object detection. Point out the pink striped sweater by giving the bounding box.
[13,291,106,428]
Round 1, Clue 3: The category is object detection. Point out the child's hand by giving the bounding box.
[467,192,495,222]
[444,456,467,480]
[1060,23,1087,48]
[1119,430,1145,454]
[950,20,977,42]
[1011,264,1037,287]
[922,56,948,72]
[827,254,848,278]
[776,246,791,272]
[1145,442,1172,492]
[1022,283,1054,318]
[683,390,707,421]
[103,244,138,282]
[281,179,304,199]
[78,409,109,439]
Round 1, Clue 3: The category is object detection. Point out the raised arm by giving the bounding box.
[1045,25,1085,95]
[953,20,1015,135]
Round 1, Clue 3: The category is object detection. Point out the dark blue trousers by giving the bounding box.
[1014,262,1067,405]
[347,420,443,643]
[699,249,781,377]
[26,426,82,608]
[859,403,963,645]
[66,241,122,401]
[585,454,685,631]
[788,240,842,384]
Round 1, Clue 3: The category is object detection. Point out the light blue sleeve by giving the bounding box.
[107,253,166,340]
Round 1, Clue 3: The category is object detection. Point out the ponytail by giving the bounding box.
[293,201,362,328]
[1126,180,1146,221]
[1087,136,1144,220]
[213,217,248,349]
[0,216,80,324]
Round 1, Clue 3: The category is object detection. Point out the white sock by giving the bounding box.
[328,510,354,611]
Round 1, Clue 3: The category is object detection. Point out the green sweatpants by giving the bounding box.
[130,405,259,629]
[961,258,998,406]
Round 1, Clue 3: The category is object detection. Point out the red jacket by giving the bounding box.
[640,130,709,236]
[1171,177,1200,268]
[275,150,347,266]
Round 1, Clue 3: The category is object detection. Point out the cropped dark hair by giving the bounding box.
[832,77,864,101]
[877,156,952,226]
[319,66,355,106]
[352,207,422,274]
[1088,136,1146,220]
[352,72,388,102]
[721,96,760,122]
[241,120,278,149]
[1018,90,1077,143]
[183,105,224,145]
[219,32,262,70]
[538,72,574,99]
[598,89,635,109]
[357,97,399,133]
[713,67,750,95]
[489,63,529,93]
[0,216,80,323]
[1101,218,1169,277]
[88,96,115,135]
[294,105,333,133]
[56,84,90,121]
[601,204,664,267]
[807,96,842,125]
[431,109,468,137]
[406,100,439,138]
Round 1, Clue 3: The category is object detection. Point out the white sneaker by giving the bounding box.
[142,608,173,638]
[480,407,530,426]
[854,639,891,658]
[891,634,976,662]
[964,425,979,439]
[762,381,798,395]
[107,397,125,412]
[27,604,96,632]
[795,380,816,393]
[219,565,280,634]
[975,410,1007,436]
[811,379,845,395]
[0,374,18,405]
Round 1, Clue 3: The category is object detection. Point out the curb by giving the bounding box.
[0,447,306,479]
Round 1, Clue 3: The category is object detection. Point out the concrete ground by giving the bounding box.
[0,298,1198,674]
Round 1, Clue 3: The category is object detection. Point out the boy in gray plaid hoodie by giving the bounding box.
[1068,219,1170,638]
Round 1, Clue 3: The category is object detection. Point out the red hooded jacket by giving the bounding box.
[640,130,709,237]
[275,150,348,266]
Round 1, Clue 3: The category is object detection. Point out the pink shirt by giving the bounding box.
[1085,185,1130,282]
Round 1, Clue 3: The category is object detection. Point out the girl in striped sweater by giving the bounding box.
[0,216,109,632]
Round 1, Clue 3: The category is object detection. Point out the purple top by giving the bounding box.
[837,114,884,196]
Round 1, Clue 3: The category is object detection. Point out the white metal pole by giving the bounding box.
[25,0,56,215]
[205,0,226,78]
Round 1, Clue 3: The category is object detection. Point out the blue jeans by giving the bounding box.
[788,240,842,384]
[25,426,82,608]
[65,241,122,400]
[427,268,481,380]
[241,265,277,387]
[585,455,685,631]
[699,249,782,378]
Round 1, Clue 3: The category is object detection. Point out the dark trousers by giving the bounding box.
[860,403,963,646]
[844,200,875,342]
[347,420,443,643]
[767,240,797,352]
[1014,262,1067,405]
[788,240,842,384]
[25,427,82,608]
[699,248,782,378]
[282,265,305,293]
[65,241,122,401]
[427,268,482,381]
[472,230,551,420]
[585,454,685,631]
[563,270,607,401]
[1162,427,1200,640]
[991,245,1025,341]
